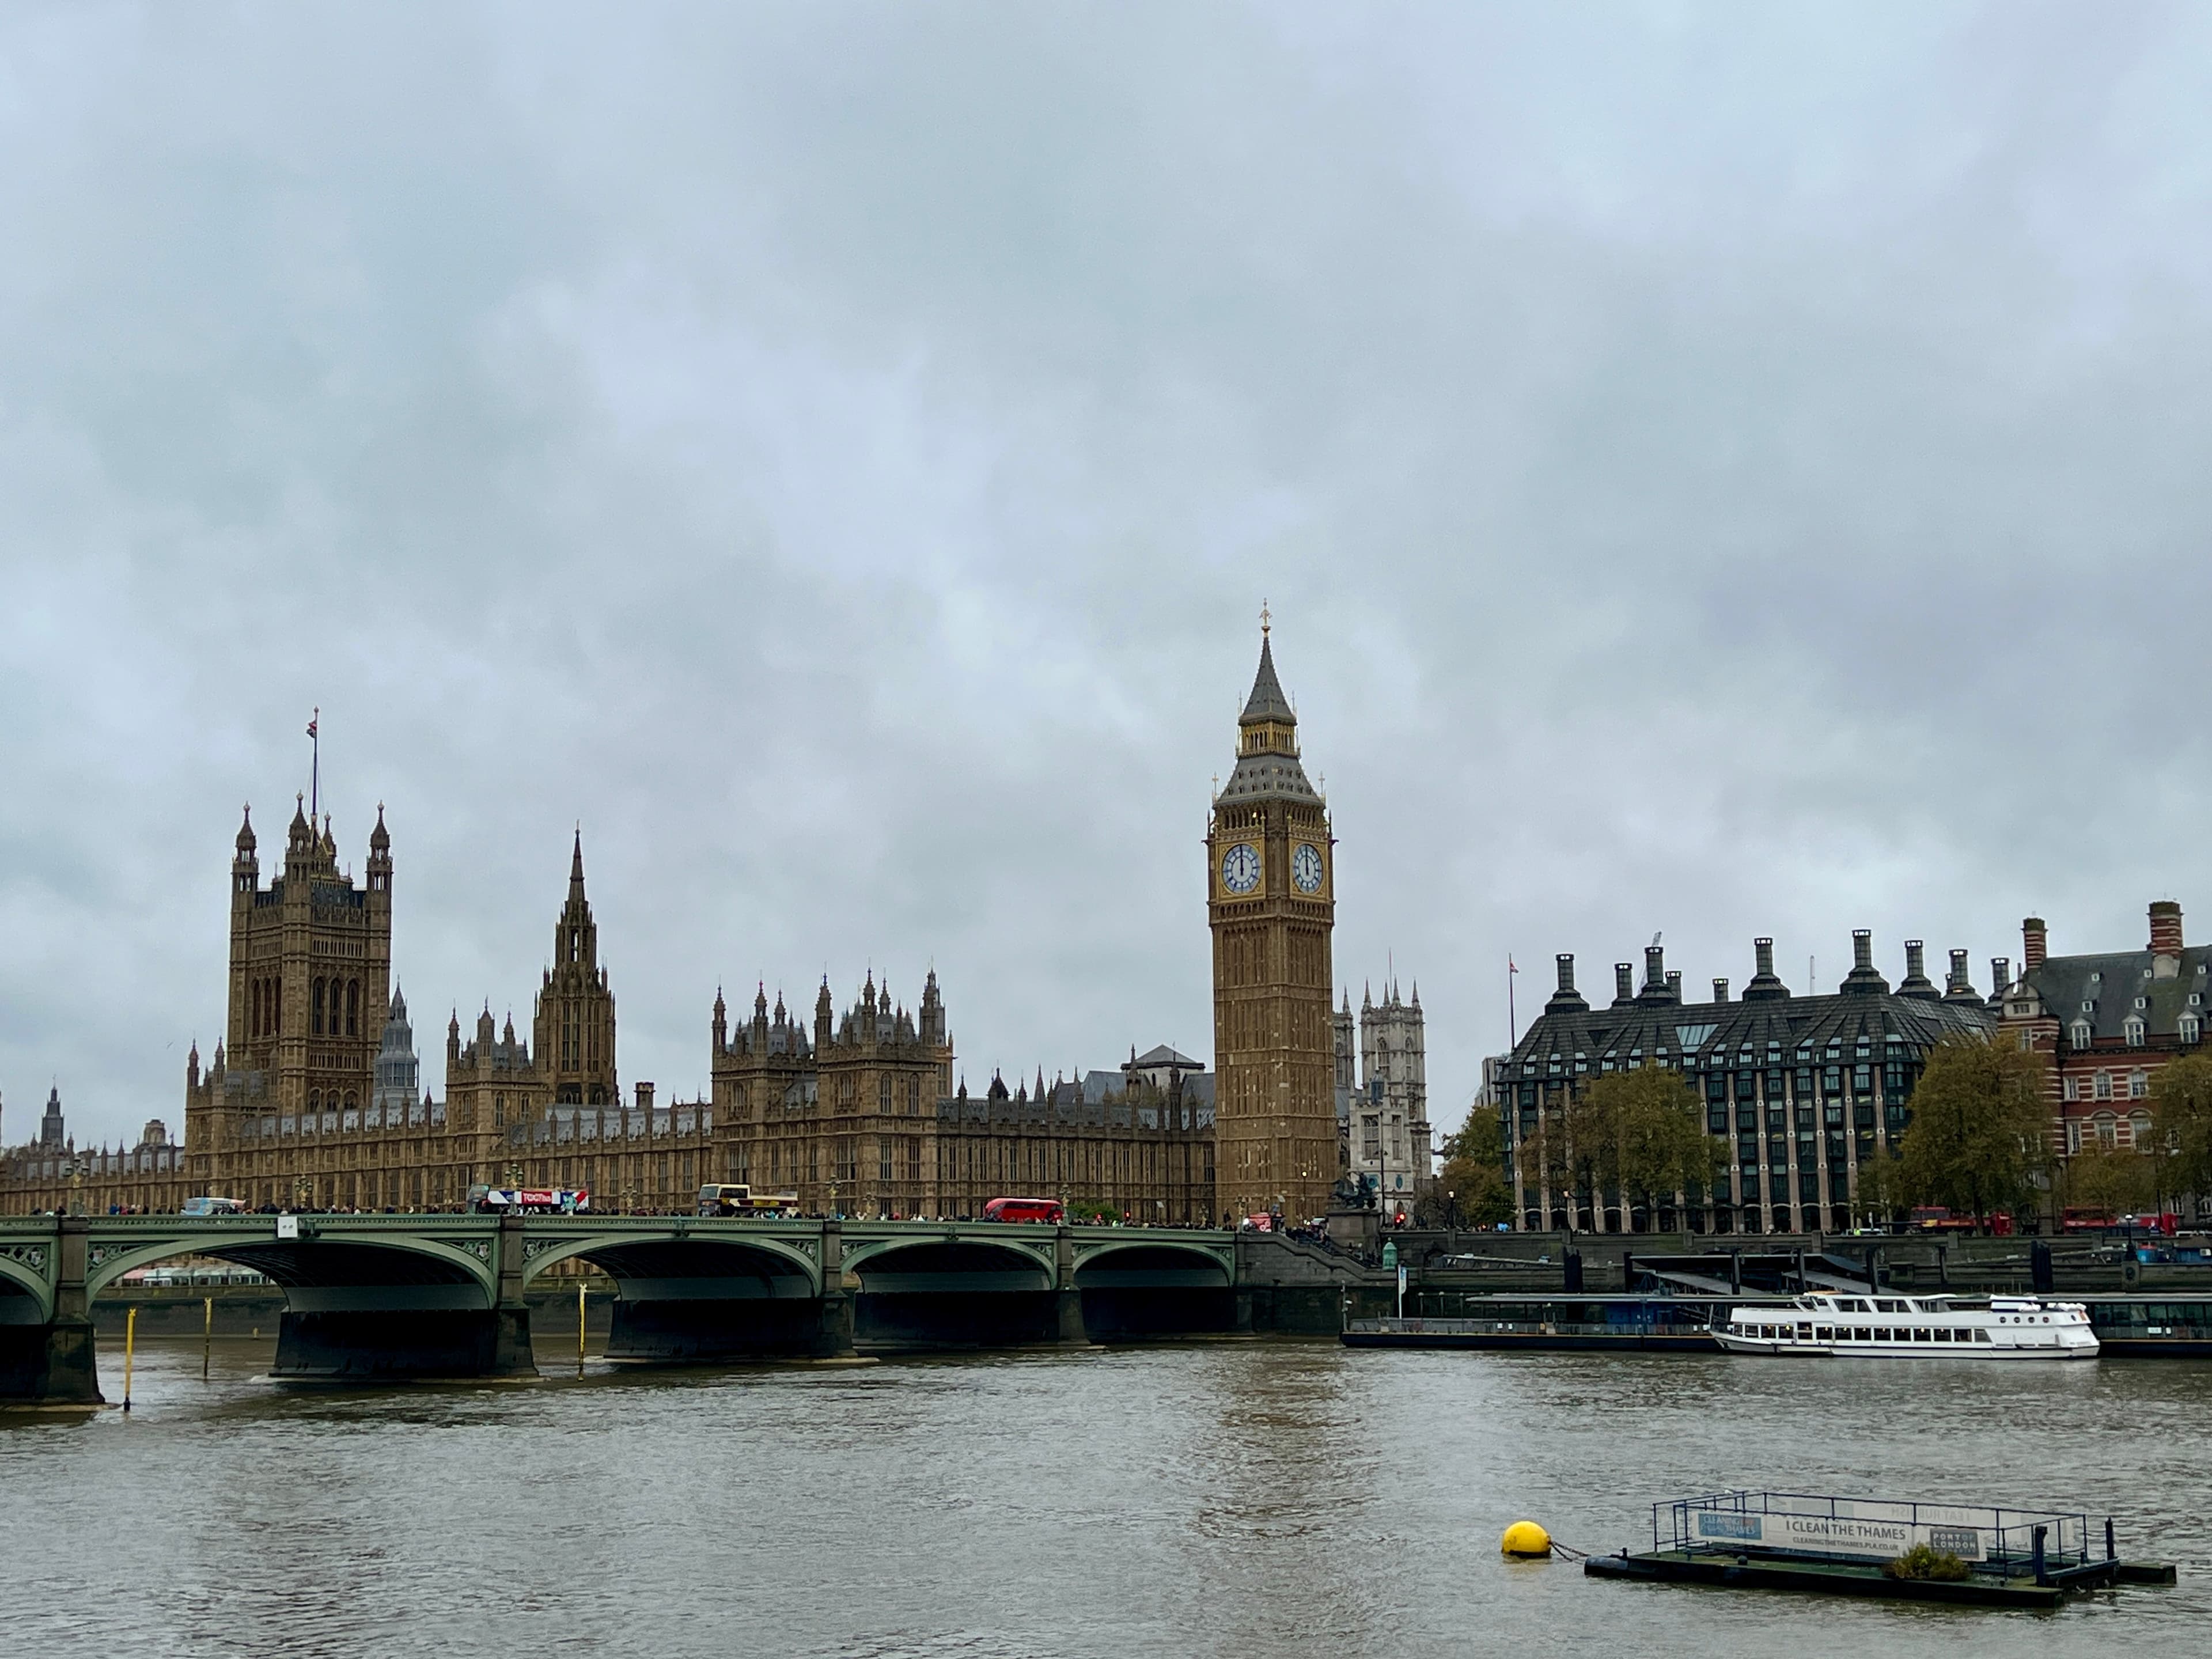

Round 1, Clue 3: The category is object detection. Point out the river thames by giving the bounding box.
[3,1335,2205,1657]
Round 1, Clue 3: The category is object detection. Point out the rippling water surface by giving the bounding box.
[5,1335,2207,1657]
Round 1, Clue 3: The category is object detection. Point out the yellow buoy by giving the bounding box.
[1501,1520,1552,1559]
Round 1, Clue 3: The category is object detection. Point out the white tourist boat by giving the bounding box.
[1714,1293,2098,1359]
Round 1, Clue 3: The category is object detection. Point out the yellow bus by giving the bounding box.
[696,1184,801,1218]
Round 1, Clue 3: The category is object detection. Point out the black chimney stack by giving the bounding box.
[1741,935,1790,1002]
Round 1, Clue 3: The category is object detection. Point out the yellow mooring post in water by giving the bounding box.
[577,1280,587,1375]
[1501,1521,1551,1559]
[122,1305,138,1413]
[203,1295,214,1380]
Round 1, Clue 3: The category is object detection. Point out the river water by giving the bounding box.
[3,1335,2207,1657]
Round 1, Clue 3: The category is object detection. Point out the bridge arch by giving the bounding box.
[1070,1239,1233,1289]
[520,1231,822,1299]
[843,1235,1055,1291]
[0,1251,50,1322]
[82,1231,496,1308]
[846,1236,1059,1350]
[522,1226,831,1364]
[1070,1238,1237,1339]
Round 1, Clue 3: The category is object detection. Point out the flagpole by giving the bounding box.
[308,707,320,822]
[1508,956,1518,1047]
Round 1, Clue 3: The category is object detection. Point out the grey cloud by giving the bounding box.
[4,3,2210,1147]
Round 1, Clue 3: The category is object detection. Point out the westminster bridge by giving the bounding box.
[0,1212,1374,1402]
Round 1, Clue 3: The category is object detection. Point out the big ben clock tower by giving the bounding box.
[1208,615,1336,1224]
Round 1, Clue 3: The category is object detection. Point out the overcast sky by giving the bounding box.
[5,3,2210,1152]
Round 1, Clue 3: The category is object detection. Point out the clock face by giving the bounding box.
[1292,843,1325,893]
[1220,842,1261,895]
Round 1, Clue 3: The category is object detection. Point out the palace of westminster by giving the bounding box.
[0,633,1435,1224]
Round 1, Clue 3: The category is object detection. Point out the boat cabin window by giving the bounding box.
[1876,1300,1903,1313]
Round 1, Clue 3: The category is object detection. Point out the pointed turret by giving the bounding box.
[232,805,260,897]
[286,793,315,865]
[551,830,599,971]
[1240,631,1296,726]
[366,804,393,893]
[1218,618,1319,802]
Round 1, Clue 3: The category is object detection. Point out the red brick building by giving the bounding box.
[1998,901,2206,1172]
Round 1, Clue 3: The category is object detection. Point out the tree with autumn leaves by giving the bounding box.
[1520,1063,1719,1232]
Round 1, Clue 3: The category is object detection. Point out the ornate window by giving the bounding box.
[2124,1017,2146,1047]
[2070,1020,2093,1049]
[2094,1071,2113,1101]
[2130,1071,2149,1099]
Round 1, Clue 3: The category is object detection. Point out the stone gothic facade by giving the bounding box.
[1334,981,1433,1214]
[2,634,1386,1223]
[1208,626,1337,1222]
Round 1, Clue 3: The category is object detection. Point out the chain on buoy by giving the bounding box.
[1502,1521,1588,1562]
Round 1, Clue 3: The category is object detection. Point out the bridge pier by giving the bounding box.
[815,1221,857,1357]
[0,1217,103,1404]
[1054,1227,1089,1344]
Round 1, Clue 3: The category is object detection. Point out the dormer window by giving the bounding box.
[2070,1020,2093,1048]
[2183,1015,2202,1045]
[2124,1017,2146,1047]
